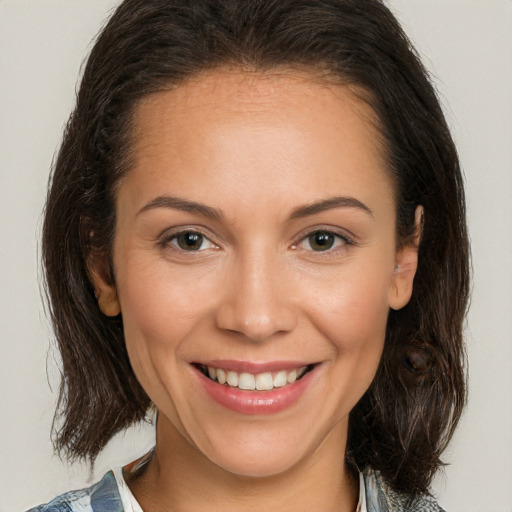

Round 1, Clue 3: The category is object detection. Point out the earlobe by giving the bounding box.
[88,252,121,317]
[388,206,423,311]
[97,288,121,317]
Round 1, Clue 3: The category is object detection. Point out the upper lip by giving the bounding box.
[194,360,316,373]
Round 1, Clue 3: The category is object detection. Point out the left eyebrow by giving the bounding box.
[289,196,374,220]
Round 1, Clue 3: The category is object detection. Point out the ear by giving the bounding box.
[388,206,423,311]
[88,251,121,317]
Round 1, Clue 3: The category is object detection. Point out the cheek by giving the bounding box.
[305,263,392,348]
[115,263,219,425]
[117,255,217,343]
[300,260,393,400]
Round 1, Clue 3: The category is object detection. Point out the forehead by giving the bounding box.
[123,70,393,216]
[131,69,385,160]
[138,69,371,115]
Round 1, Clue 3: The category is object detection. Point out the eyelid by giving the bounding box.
[156,225,356,254]
[291,226,355,248]
[158,226,220,251]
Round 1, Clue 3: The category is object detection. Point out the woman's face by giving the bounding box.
[93,71,418,477]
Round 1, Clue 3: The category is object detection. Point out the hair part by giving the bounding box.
[43,0,469,496]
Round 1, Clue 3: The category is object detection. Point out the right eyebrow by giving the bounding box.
[137,195,224,221]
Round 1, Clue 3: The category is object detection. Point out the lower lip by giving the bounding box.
[196,366,317,415]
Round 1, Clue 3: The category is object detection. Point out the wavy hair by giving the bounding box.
[42,0,469,496]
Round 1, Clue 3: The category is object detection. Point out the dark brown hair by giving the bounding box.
[42,0,469,497]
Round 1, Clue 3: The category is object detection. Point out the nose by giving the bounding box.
[215,249,297,342]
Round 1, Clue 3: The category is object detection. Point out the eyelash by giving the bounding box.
[158,228,354,255]
[158,229,218,253]
[292,229,354,256]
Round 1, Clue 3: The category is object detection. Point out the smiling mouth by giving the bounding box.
[194,364,316,391]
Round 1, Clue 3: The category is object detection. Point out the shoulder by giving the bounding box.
[27,471,124,512]
[362,469,446,512]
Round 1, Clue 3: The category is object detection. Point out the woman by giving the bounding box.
[31,0,469,510]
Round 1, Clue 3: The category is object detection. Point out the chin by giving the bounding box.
[192,420,331,480]
[209,446,306,479]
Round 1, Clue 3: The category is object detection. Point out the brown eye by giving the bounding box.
[177,232,203,250]
[173,232,211,251]
[308,231,336,251]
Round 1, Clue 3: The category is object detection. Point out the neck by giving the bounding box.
[127,415,358,512]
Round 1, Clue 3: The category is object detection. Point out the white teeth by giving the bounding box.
[216,368,226,384]
[238,372,256,390]
[226,371,239,387]
[205,365,311,391]
[273,370,287,388]
[297,366,307,378]
[255,372,273,391]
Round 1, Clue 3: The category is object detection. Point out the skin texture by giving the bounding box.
[91,70,419,512]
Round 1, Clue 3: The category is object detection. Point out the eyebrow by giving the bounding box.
[138,196,223,221]
[289,196,373,219]
[138,194,373,221]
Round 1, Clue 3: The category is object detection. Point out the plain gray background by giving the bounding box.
[1,1,511,510]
